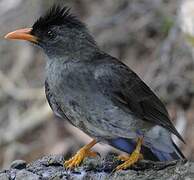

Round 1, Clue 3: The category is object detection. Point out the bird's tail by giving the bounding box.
[144,126,186,161]
[149,140,185,161]
[108,137,185,161]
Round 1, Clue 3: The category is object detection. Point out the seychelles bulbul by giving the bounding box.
[5,5,185,171]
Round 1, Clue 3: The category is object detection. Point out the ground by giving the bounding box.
[0,154,192,180]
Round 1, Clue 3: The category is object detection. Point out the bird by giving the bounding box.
[5,5,185,171]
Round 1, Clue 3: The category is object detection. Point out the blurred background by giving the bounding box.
[0,0,194,169]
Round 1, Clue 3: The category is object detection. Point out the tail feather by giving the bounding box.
[150,147,177,161]
[171,141,185,159]
[150,147,172,161]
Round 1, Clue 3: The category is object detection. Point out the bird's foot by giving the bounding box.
[64,149,97,169]
[64,139,97,169]
[115,152,143,171]
[118,153,143,162]
[115,137,143,171]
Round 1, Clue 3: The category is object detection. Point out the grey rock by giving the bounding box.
[15,170,40,180]
[10,160,27,170]
[0,173,9,180]
[0,154,192,180]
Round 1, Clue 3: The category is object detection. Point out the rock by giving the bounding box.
[0,173,9,180]
[15,170,40,180]
[10,160,27,170]
[0,154,192,180]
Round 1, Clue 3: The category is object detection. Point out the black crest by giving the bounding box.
[32,5,85,31]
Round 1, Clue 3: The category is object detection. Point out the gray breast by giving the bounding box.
[45,80,65,119]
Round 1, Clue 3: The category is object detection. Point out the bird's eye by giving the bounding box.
[46,30,56,39]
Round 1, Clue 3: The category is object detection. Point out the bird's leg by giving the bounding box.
[115,137,143,171]
[64,139,97,169]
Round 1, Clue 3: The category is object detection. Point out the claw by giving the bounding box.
[117,155,129,161]
[115,137,144,171]
[64,139,97,169]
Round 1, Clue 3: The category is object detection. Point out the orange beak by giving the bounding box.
[4,28,38,43]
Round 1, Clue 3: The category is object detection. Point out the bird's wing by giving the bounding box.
[94,57,184,142]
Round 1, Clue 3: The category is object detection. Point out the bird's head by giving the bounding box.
[5,5,97,59]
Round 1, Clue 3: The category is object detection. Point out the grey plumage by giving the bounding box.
[45,51,183,141]
[36,6,184,160]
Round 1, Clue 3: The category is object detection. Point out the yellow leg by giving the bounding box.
[118,155,131,161]
[115,137,143,171]
[118,153,143,162]
[64,139,97,169]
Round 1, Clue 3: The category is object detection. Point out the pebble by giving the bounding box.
[10,160,27,170]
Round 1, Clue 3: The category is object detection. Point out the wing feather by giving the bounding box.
[94,57,184,142]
